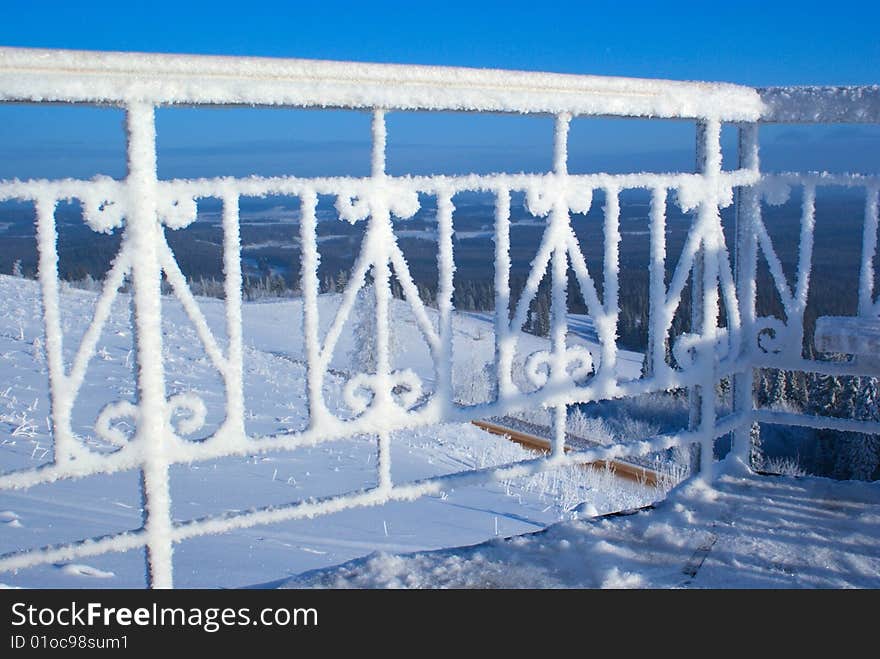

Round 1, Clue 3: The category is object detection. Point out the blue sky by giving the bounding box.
[1,0,878,179]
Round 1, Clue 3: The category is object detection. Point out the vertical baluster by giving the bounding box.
[699,208,721,479]
[689,122,708,434]
[372,109,393,491]
[126,101,173,588]
[374,243,393,491]
[646,186,668,380]
[859,186,879,317]
[221,191,245,438]
[435,189,455,415]
[693,118,723,479]
[791,183,816,355]
[34,195,73,463]
[733,124,760,464]
[550,237,569,458]
[299,188,326,426]
[494,187,513,401]
[550,113,571,458]
[601,185,621,389]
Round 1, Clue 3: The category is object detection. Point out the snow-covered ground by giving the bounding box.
[285,462,880,589]
[461,310,643,378]
[0,274,659,588]
[2,273,877,589]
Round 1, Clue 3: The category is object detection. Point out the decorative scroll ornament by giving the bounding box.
[387,183,421,219]
[675,179,709,212]
[166,392,208,438]
[158,194,198,229]
[335,183,420,224]
[672,332,701,371]
[82,190,125,233]
[335,189,371,223]
[672,328,732,372]
[343,369,423,415]
[524,346,596,388]
[675,178,735,212]
[94,393,207,447]
[525,179,592,217]
[95,400,138,446]
[760,179,792,206]
[754,316,789,355]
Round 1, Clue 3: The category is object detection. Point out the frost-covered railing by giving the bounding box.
[0,47,872,588]
[730,86,880,457]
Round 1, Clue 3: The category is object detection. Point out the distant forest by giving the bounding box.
[0,188,868,353]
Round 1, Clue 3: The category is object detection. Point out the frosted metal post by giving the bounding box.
[34,196,73,463]
[732,124,760,464]
[435,190,456,412]
[372,109,393,490]
[222,191,245,437]
[689,122,708,433]
[493,188,513,401]
[693,119,723,479]
[126,102,174,588]
[549,113,571,457]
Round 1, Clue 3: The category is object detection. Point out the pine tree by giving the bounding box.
[755,369,771,407]
[767,368,787,407]
[749,422,765,471]
[856,377,879,421]
[350,283,378,374]
[349,282,398,374]
[528,292,551,337]
[808,373,842,416]
[807,370,846,477]
[787,370,809,411]
[837,376,861,419]
[813,430,835,475]
[850,376,880,481]
[844,434,880,481]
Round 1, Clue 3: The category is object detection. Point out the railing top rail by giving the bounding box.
[758,85,880,124]
[0,46,763,121]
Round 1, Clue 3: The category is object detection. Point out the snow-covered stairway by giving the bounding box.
[281,461,880,588]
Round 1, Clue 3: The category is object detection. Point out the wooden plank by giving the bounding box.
[471,419,661,487]
[815,315,880,356]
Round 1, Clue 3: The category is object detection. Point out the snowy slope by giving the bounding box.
[283,462,880,589]
[0,274,659,588]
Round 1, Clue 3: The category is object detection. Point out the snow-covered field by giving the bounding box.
[0,274,659,588]
[3,273,877,589]
[287,463,880,589]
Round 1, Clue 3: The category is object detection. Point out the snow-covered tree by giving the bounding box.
[755,369,771,407]
[808,373,842,416]
[840,434,880,481]
[815,375,880,481]
[11,259,23,278]
[350,283,377,374]
[787,370,809,410]
[856,377,879,421]
[749,422,765,471]
[349,282,398,374]
[813,430,835,476]
[849,377,880,481]
[837,376,860,419]
[767,369,787,407]
[526,291,550,337]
